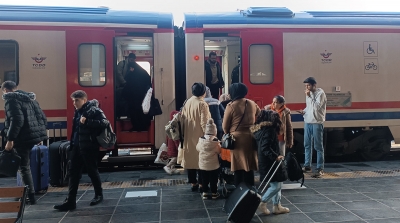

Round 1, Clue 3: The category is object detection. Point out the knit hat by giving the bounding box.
[205,118,217,136]
[192,82,206,97]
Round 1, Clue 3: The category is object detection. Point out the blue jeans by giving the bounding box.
[304,123,324,170]
[261,182,282,205]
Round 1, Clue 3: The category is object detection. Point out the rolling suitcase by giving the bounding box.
[49,123,71,187]
[17,145,49,193]
[223,160,283,223]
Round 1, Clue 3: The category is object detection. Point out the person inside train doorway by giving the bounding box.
[2,81,48,205]
[116,53,137,88]
[54,90,108,211]
[297,77,327,178]
[205,51,224,99]
[231,61,240,84]
[122,54,152,131]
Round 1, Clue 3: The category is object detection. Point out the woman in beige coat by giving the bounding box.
[181,82,211,192]
[223,83,260,186]
[264,95,293,156]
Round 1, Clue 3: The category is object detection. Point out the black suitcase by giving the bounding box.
[49,123,71,187]
[223,160,283,223]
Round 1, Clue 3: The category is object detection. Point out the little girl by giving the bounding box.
[164,111,180,175]
[196,118,221,200]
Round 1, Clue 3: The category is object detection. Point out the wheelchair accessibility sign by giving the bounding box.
[326,92,352,107]
[364,41,378,57]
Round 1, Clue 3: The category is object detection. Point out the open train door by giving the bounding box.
[240,31,284,108]
[65,30,115,150]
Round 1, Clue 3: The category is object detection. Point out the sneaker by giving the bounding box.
[163,166,172,175]
[272,204,290,214]
[170,168,180,175]
[212,193,220,200]
[27,193,36,205]
[258,202,270,215]
[313,169,324,178]
[302,166,312,173]
[202,192,209,200]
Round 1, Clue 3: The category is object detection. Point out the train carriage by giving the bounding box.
[0,5,176,163]
[183,7,400,160]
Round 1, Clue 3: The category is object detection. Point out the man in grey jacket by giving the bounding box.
[116,53,136,88]
[297,77,327,177]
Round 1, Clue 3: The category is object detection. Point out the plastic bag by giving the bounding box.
[177,144,183,165]
[142,87,153,114]
[154,143,169,165]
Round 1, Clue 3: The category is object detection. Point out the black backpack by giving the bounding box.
[285,152,304,187]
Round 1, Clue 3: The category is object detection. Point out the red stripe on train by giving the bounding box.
[286,102,400,111]
[0,109,67,118]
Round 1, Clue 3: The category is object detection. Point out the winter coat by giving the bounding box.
[70,99,109,150]
[116,59,128,87]
[222,98,260,172]
[250,121,288,183]
[196,135,221,171]
[204,88,225,139]
[205,60,224,88]
[264,105,294,147]
[3,90,48,148]
[180,96,211,169]
[167,110,180,158]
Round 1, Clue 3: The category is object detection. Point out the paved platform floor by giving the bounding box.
[2,160,400,222]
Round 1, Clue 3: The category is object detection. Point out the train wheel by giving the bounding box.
[360,138,391,161]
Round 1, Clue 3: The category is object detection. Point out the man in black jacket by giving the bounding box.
[54,90,108,211]
[205,51,224,99]
[2,81,48,205]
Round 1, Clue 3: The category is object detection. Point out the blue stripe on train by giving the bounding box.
[291,111,400,122]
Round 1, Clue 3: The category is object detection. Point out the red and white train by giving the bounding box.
[0,5,399,163]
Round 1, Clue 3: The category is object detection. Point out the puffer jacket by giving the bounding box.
[196,135,221,171]
[204,88,225,139]
[250,121,287,183]
[70,99,109,150]
[3,90,48,147]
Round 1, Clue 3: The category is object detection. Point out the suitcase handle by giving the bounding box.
[258,160,283,194]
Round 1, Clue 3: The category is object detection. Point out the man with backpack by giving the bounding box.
[116,53,136,88]
[54,90,108,211]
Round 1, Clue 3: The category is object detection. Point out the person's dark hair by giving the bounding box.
[128,53,136,59]
[274,95,285,104]
[229,83,248,101]
[1,81,17,91]
[70,90,87,99]
[303,77,317,85]
[209,51,217,57]
[255,110,282,134]
[191,82,206,97]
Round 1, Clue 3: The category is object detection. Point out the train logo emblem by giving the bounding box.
[320,50,332,64]
[31,54,47,69]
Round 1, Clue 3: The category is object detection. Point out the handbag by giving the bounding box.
[221,100,247,150]
[0,149,21,177]
[149,97,163,116]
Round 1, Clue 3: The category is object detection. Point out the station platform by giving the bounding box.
[2,160,400,223]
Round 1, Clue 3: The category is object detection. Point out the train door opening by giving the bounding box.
[204,36,241,99]
[110,36,156,163]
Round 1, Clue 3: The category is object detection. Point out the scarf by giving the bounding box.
[270,103,286,118]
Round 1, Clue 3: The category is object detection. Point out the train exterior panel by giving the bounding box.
[0,5,175,163]
[183,8,400,159]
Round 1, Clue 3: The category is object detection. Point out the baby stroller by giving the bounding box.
[219,148,236,198]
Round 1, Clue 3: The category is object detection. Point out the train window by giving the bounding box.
[249,44,273,84]
[0,41,19,85]
[78,44,106,87]
[136,61,151,75]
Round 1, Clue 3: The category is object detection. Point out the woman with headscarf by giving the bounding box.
[264,95,293,156]
[180,83,211,192]
[222,83,261,186]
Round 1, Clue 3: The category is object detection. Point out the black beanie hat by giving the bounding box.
[192,82,206,97]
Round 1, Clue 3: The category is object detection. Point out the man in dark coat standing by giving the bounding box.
[123,60,152,131]
[2,81,48,205]
[205,51,224,99]
[54,90,108,211]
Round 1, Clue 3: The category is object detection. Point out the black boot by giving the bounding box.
[54,197,76,211]
[27,193,36,205]
[90,195,103,206]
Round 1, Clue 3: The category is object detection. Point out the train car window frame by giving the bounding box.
[78,43,106,87]
[0,40,19,85]
[249,44,274,85]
